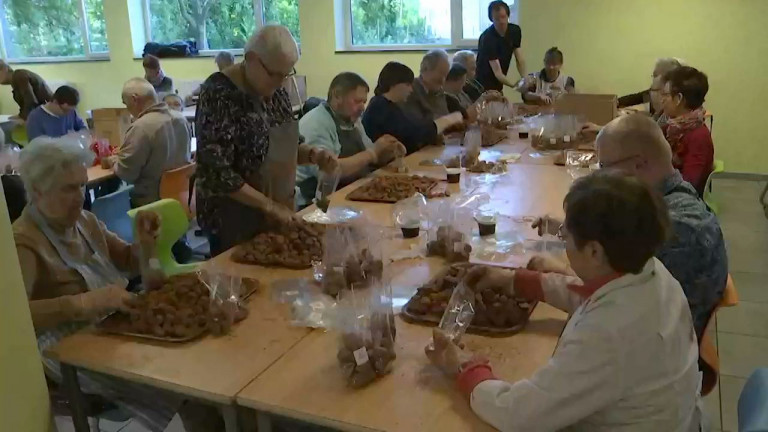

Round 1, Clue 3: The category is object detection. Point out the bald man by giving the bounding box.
[536,114,728,338]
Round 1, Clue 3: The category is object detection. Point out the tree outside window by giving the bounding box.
[147,0,299,51]
[0,0,108,59]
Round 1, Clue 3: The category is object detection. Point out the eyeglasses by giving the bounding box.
[598,154,639,169]
[256,55,296,81]
[556,224,566,241]
[649,87,663,93]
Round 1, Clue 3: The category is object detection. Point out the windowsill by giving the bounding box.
[334,45,477,54]
[132,49,243,60]
[7,55,111,65]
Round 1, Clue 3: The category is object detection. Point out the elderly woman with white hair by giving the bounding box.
[618,57,685,116]
[13,136,183,431]
[195,25,339,256]
[453,50,485,102]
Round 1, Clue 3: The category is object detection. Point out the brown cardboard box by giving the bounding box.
[554,94,618,125]
[91,108,132,149]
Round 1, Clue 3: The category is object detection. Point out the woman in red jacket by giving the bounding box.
[660,66,713,196]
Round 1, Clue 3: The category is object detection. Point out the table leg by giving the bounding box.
[256,411,273,432]
[221,405,241,432]
[61,364,90,432]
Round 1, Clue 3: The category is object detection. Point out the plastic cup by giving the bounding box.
[446,168,461,184]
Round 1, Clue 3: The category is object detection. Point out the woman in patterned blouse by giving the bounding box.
[195,25,338,256]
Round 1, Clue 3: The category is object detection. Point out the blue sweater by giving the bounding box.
[26,105,87,140]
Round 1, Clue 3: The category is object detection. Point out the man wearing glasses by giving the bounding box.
[534,114,728,341]
[194,25,339,257]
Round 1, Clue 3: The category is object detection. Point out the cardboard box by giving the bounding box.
[91,108,132,149]
[554,94,618,126]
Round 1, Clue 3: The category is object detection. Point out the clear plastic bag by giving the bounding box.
[321,220,385,297]
[529,114,586,151]
[426,200,473,263]
[392,193,427,238]
[315,166,342,212]
[438,281,476,343]
[335,282,396,388]
[197,268,249,336]
[0,143,21,174]
[566,150,596,180]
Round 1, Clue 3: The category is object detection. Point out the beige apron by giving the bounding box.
[215,118,300,254]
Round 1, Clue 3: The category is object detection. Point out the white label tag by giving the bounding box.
[563,135,571,143]
[149,258,161,270]
[549,138,557,145]
[453,242,463,253]
[353,347,369,366]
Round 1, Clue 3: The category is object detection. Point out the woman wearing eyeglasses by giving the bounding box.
[426,171,702,432]
[194,25,338,256]
[659,66,713,196]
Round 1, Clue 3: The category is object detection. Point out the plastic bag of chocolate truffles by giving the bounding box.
[437,281,476,343]
[392,193,427,239]
[425,201,473,263]
[335,282,397,388]
[321,221,386,297]
[198,269,249,336]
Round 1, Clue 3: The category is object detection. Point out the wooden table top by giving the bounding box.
[87,165,116,185]
[45,268,313,404]
[48,131,572,411]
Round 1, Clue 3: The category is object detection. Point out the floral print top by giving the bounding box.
[195,72,295,235]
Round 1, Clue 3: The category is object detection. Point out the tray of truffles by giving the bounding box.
[346,175,448,203]
[400,263,537,336]
[97,273,259,342]
[232,223,324,269]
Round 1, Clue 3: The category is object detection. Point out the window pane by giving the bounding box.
[461,0,517,39]
[1,0,85,58]
[350,0,450,46]
[85,0,108,53]
[263,0,300,43]
[148,0,256,51]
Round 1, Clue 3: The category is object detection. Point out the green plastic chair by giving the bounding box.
[704,159,725,214]
[11,124,28,147]
[127,198,199,277]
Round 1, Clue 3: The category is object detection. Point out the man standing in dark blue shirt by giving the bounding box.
[476,1,527,92]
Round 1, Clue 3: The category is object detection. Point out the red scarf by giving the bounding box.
[663,107,706,151]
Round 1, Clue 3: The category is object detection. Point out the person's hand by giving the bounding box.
[312,148,339,174]
[268,202,301,226]
[464,265,516,298]
[135,210,161,247]
[581,122,602,136]
[371,134,406,164]
[539,94,553,105]
[527,255,571,275]
[531,215,562,237]
[425,328,474,378]
[79,285,135,318]
[100,155,116,169]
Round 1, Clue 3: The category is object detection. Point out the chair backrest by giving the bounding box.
[91,186,134,243]
[738,368,768,432]
[283,75,307,109]
[159,163,196,219]
[1,174,26,223]
[127,199,198,276]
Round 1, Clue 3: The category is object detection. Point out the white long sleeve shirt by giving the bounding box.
[465,258,702,431]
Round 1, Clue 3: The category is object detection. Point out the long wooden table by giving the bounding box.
[48,134,572,432]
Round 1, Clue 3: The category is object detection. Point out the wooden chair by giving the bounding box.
[159,162,196,219]
[699,274,739,396]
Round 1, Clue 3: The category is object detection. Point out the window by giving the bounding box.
[144,0,299,52]
[0,0,109,61]
[337,0,518,50]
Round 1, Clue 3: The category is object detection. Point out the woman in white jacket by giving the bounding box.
[426,171,702,432]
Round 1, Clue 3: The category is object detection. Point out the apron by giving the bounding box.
[298,104,367,203]
[27,205,128,379]
[215,109,300,254]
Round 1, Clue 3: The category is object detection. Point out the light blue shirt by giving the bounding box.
[295,105,374,206]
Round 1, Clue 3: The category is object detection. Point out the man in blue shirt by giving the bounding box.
[26,85,86,140]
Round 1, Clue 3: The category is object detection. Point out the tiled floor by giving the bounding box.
[703,177,768,432]
[54,178,768,432]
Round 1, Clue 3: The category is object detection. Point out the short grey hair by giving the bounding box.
[122,77,157,101]
[215,51,235,65]
[244,24,299,64]
[19,135,94,199]
[453,50,476,68]
[654,57,686,77]
[420,49,450,74]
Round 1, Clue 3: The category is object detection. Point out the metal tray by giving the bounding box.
[97,278,260,342]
